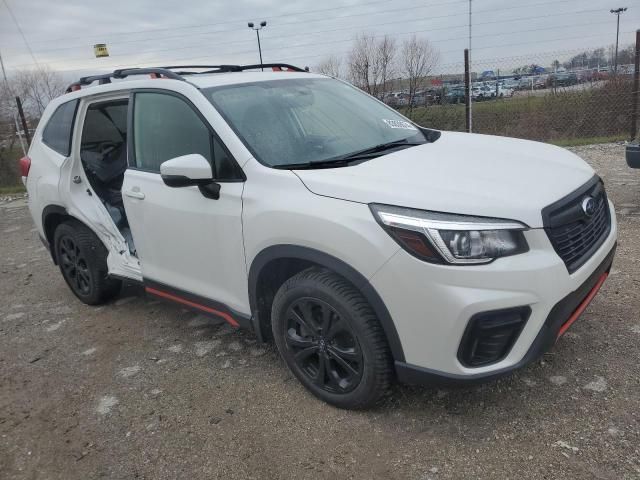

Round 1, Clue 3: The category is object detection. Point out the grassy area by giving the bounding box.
[0,184,26,195]
[0,145,23,189]
[405,79,634,144]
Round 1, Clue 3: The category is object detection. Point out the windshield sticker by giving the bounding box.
[382,119,418,130]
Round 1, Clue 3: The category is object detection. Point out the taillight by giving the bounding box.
[19,156,31,177]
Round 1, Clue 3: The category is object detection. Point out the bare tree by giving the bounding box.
[348,33,375,93]
[315,55,343,78]
[11,66,66,119]
[401,35,439,114]
[372,36,396,98]
[347,34,397,98]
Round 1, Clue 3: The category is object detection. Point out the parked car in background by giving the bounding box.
[383,92,409,108]
[533,75,548,89]
[496,84,514,98]
[444,86,466,104]
[575,69,594,83]
[517,76,533,91]
[502,78,520,90]
[593,67,610,81]
[550,71,578,87]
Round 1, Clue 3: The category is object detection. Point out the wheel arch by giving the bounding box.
[41,205,88,265]
[248,244,405,362]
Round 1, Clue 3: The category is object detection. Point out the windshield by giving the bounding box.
[204,78,427,168]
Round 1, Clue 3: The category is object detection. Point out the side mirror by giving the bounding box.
[160,154,220,199]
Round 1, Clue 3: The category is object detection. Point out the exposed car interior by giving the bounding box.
[79,99,135,253]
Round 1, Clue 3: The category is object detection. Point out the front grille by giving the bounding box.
[542,177,611,274]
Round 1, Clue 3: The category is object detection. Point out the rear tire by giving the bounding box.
[271,267,393,409]
[54,221,121,305]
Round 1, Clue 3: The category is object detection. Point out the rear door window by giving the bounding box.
[42,99,78,156]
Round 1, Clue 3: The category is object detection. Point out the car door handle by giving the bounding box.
[124,190,145,200]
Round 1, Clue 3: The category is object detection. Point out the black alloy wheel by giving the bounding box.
[54,221,121,305]
[58,234,92,296]
[284,297,363,394]
[271,267,393,409]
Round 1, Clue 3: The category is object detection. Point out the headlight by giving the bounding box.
[370,204,529,265]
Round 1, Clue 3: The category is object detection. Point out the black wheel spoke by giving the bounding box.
[285,329,316,349]
[294,345,319,363]
[328,344,361,363]
[324,319,344,341]
[320,307,332,335]
[290,308,316,336]
[328,348,360,377]
[313,353,327,386]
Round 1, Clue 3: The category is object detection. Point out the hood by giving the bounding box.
[294,131,595,228]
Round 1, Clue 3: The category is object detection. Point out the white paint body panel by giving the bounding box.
[121,170,247,313]
[294,131,595,228]
[159,154,213,179]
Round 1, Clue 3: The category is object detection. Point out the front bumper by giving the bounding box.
[369,201,618,383]
[395,243,615,385]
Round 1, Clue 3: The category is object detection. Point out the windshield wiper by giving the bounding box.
[272,159,354,170]
[271,139,424,170]
[339,138,424,161]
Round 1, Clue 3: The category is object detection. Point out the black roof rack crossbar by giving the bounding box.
[64,63,307,93]
[161,63,307,74]
[65,67,186,93]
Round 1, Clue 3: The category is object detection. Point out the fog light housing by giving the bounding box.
[458,306,531,367]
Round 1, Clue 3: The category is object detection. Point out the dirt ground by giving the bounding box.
[1,143,639,480]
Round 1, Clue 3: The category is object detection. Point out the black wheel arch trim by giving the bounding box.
[248,244,405,363]
[41,204,71,264]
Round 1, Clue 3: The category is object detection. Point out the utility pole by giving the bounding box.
[0,50,27,155]
[610,7,628,74]
[247,21,267,71]
[468,0,473,132]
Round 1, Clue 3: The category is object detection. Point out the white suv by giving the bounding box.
[22,64,617,409]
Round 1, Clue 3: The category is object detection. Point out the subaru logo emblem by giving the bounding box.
[581,196,596,217]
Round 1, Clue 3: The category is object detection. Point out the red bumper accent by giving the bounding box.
[557,272,608,338]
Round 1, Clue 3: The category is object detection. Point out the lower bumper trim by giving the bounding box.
[396,242,616,386]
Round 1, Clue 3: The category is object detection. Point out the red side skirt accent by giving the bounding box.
[557,272,608,338]
[145,286,239,327]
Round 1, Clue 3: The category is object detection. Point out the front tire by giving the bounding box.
[271,268,393,409]
[54,221,121,305]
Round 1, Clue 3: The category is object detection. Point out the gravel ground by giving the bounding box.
[1,143,639,479]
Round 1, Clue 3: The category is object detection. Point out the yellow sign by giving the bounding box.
[94,44,109,58]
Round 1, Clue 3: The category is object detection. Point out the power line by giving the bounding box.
[2,0,611,55]
[1,0,39,67]
[5,6,617,69]
[49,29,637,76]
[10,0,422,43]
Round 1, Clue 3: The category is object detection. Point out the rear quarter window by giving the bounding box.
[42,99,79,156]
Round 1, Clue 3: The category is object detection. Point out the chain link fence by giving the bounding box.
[402,48,639,146]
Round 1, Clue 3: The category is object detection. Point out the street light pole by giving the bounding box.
[610,7,627,74]
[247,21,267,71]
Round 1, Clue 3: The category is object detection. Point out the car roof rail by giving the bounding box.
[161,63,308,74]
[65,67,186,93]
[64,63,308,93]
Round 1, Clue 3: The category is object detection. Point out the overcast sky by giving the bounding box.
[1,0,638,79]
